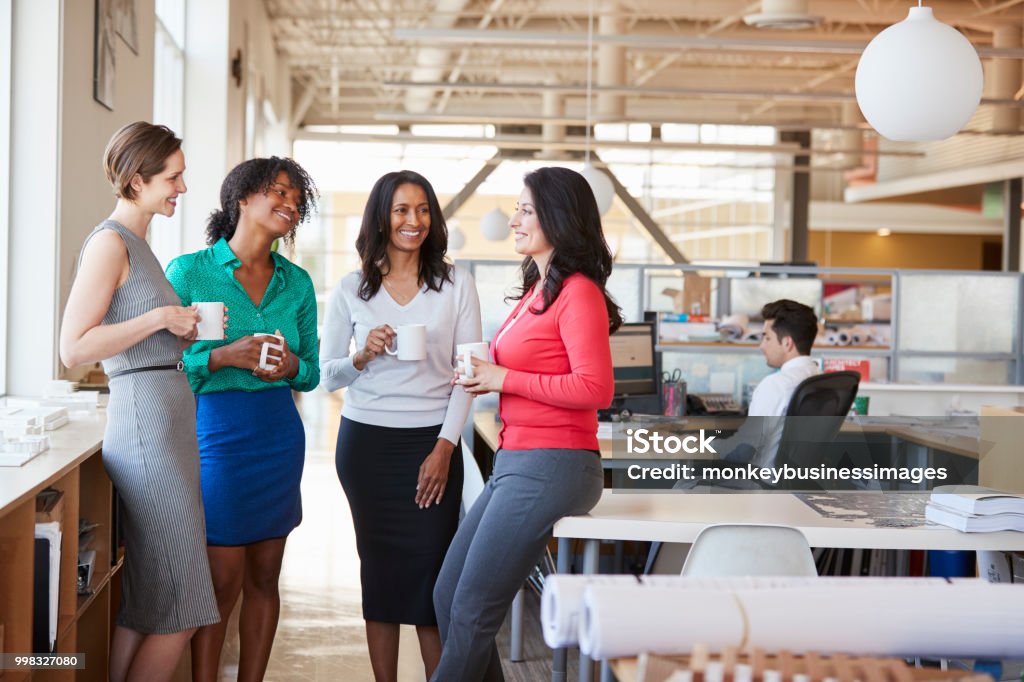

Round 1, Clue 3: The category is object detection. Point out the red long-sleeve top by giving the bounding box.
[494,273,614,451]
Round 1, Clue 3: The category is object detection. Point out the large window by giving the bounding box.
[150,0,186,267]
[0,0,12,393]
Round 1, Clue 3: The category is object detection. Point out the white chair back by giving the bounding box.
[681,524,818,577]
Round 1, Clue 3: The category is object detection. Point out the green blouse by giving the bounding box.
[166,238,320,394]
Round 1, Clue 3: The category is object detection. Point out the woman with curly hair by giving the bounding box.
[432,166,622,681]
[165,157,320,682]
[320,170,481,681]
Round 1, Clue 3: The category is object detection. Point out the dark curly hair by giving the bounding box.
[205,156,318,246]
[356,170,452,301]
[510,166,623,334]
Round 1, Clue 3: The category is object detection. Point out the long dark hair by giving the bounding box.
[205,157,318,246]
[356,170,452,301]
[510,166,623,334]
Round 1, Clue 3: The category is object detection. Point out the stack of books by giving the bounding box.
[925,485,1024,532]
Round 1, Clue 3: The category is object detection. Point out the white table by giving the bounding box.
[551,491,1024,682]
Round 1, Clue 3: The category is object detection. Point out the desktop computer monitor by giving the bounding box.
[610,321,658,400]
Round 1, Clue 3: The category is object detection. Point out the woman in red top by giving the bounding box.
[431,166,622,681]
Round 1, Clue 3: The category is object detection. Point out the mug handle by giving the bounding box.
[384,338,398,355]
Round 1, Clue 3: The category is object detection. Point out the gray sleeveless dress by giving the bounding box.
[85,220,219,633]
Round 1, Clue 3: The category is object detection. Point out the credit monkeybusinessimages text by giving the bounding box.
[624,462,949,485]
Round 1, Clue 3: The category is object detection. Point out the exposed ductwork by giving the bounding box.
[404,0,472,114]
[743,0,823,30]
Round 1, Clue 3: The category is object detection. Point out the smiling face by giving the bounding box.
[510,187,552,260]
[133,148,186,217]
[388,182,431,254]
[240,170,301,237]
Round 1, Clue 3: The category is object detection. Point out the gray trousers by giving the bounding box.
[432,448,604,681]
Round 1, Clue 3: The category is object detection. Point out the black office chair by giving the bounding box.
[776,370,860,473]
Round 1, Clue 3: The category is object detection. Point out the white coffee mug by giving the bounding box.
[385,324,427,361]
[456,341,490,378]
[254,332,284,370]
[195,302,225,341]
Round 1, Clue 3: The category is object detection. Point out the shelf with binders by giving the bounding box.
[0,411,110,682]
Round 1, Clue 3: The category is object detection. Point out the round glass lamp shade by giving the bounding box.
[855,7,982,142]
[448,225,466,251]
[580,162,615,215]
[480,208,510,241]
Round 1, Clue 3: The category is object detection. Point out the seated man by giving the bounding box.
[715,298,820,469]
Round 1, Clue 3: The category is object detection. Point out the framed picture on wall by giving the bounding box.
[93,0,115,110]
[112,0,138,55]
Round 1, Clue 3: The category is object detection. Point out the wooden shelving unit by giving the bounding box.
[0,412,110,681]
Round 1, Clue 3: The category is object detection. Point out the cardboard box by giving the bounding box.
[35,489,64,525]
[980,406,1024,493]
[663,272,712,316]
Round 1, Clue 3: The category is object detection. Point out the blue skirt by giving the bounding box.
[196,387,304,546]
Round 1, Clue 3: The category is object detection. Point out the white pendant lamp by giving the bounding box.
[855,3,983,142]
[580,162,615,215]
[480,207,510,241]
[448,224,466,250]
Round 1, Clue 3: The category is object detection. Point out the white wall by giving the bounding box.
[181,0,288,253]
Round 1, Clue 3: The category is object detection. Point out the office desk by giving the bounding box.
[554,491,1024,682]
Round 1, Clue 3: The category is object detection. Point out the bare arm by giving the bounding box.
[59,230,197,368]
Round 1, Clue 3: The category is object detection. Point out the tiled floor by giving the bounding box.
[214,391,567,682]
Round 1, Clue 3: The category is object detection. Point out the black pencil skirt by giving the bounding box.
[335,417,464,625]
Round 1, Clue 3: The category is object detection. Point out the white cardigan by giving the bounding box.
[319,265,482,444]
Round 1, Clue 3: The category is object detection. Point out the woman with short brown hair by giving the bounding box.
[60,121,219,682]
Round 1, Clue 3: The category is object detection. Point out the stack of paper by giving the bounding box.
[925,485,1024,533]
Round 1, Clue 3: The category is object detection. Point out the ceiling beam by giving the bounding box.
[391,28,1024,59]
[380,79,1024,108]
[293,129,925,157]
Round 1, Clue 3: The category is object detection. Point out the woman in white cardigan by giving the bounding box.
[320,170,481,682]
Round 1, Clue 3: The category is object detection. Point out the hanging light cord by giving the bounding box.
[585,0,594,164]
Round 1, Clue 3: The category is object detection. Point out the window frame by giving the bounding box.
[0,0,13,394]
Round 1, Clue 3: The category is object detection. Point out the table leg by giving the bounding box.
[552,537,572,682]
[578,539,600,682]
[511,586,525,662]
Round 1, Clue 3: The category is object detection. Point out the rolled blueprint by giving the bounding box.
[578,577,1024,661]
[718,314,750,341]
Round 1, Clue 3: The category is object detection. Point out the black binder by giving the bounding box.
[32,537,51,653]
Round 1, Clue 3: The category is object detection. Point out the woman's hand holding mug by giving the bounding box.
[353,325,396,370]
[456,356,508,395]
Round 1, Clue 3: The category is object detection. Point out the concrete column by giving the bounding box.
[1004,177,1021,272]
[780,130,811,262]
[992,26,1022,135]
[596,3,625,119]
[542,90,566,157]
